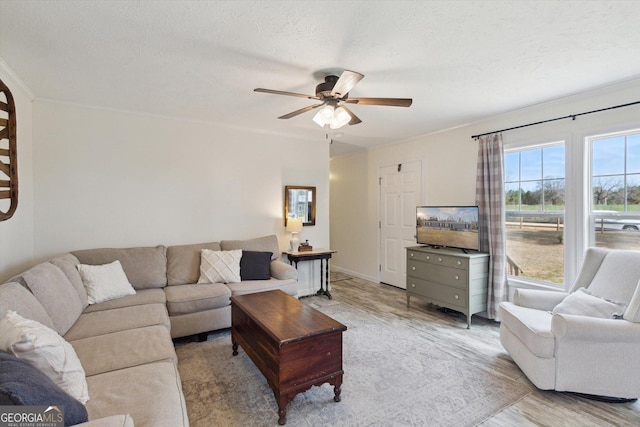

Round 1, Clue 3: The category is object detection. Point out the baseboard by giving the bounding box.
[331,265,377,283]
[298,288,317,298]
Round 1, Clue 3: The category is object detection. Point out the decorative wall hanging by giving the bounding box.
[0,78,18,221]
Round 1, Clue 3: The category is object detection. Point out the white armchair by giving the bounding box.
[499,247,640,399]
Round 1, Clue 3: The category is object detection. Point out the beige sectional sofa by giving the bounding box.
[0,235,298,426]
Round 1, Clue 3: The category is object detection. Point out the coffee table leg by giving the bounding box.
[333,384,342,402]
[332,374,343,402]
[232,337,238,356]
[278,406,287,426]
[276,393,290,425]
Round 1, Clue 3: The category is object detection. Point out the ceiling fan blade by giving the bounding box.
[254,88,319,100]
[346,97,413,107]
[339,105,362,125]
[331,70,364,98]
[278,103,325,119]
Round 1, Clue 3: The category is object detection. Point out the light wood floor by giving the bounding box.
[320,273,640,427]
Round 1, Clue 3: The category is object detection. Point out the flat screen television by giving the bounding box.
[416,206,481,252]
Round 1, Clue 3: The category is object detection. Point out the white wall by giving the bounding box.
[330,153,372,280]
[330,78,640,284]
[27,100,330,295]
[0,61,34,283]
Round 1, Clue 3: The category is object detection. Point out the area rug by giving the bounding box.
[176,301,529,426]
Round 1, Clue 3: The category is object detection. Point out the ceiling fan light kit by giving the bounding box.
[254,69,412,131]
[329,106,351,129]
[312,102,351,129]
[312,103,335,127]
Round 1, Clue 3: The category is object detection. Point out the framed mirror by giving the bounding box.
[284,185,316,226]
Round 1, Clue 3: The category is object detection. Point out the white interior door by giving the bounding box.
[379,161,422,288]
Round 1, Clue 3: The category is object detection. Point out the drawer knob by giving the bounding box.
[411,266,416,271]
[410,253,414,257]
[454,275,459,280]
[438,257,442,262]
[426,256,430,260]
[455,295,459,300]
[457,261,461,265]
[411,283,416,288]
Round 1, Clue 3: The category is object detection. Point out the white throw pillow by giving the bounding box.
[0,310,90,404]
[77,260,136,304]
[197,249,242,284]
[552,287,627,319]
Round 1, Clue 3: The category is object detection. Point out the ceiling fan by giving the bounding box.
[254,70,412,130]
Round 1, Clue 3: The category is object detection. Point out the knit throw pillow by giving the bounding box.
[197,249,242,284]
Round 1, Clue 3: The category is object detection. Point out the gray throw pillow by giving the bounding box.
[240,251,273,281]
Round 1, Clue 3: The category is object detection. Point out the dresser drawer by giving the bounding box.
[407,250,468,269]
[407,260,467,289]
[406,277,467,310]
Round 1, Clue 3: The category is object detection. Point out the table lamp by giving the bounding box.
[286,218,303,252]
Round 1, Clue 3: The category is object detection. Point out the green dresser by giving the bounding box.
[406,246,489,328]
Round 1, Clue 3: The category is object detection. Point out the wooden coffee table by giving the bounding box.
[231,290,347,425]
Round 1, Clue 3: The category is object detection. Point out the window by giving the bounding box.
[505,142,565,285]
[589,130,640,251]
[503,128,640,291]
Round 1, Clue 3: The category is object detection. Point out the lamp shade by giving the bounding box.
[330,106,351,129]
[286,217,303,233]
[312,105,335,127]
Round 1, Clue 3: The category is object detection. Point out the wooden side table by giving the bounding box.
[283,249,337,299]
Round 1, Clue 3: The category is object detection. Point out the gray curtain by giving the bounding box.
[476,133,507,320]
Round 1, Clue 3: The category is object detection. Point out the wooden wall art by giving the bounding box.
[0,78,18,221]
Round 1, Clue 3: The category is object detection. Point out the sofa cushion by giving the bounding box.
[0,282,55,330]
[168,306,231,338]
[82,288,166,313]
[221,234,280,260]
[226,278,298,297]
[240,251,273,280]
[50,253,89,309]
[85,361,188,427]
[77,260,137,304]
[552,287,627,319]
[0,350,89,426]
[74,415,135,427]
[72,245,168,289]
[197,249,242,284]
[70,325,177,377]
[166,241,221,286]
[73,415,135,427]
[0,310,89,404]
[64,303,170,341]
[164,283,231,316]
[498,302,555,358]
[22,263,83,335]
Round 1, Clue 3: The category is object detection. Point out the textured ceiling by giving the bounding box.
[1,0,640,155]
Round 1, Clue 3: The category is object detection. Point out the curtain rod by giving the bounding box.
[471,100,640,140]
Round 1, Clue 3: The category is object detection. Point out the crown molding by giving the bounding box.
[0,56,35,100]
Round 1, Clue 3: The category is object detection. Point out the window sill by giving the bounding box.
[506,276,566,301]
